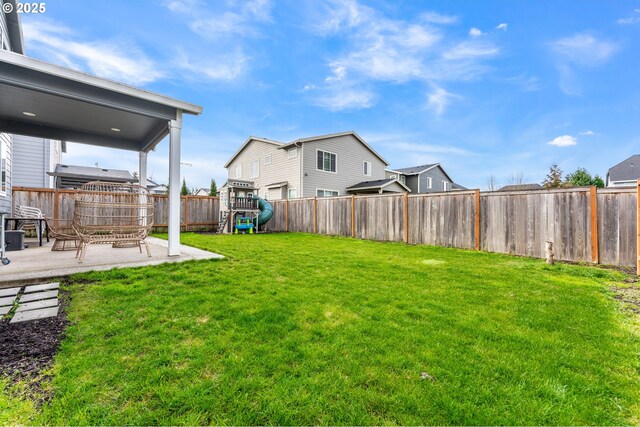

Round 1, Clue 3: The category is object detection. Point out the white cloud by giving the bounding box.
[325,64,347,82]
[579,130,595,136]
[617,8,640,25]
[547,135,577,147]
[314,88,376,111]
[175,49,248,81]
[469,27,484,38]
[22,20,163,85]
[443,40,499,60]
[551,33,618,66]
[504,73,542,91]
[427,86,459,115]
[390,141,473,156]
[496,23,508,30]
[420,11,458,25]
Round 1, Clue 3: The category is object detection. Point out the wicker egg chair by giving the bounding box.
[73,181,154,263]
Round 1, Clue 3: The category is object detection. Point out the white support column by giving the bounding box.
[168,110,182,256]
[138,151,148,189]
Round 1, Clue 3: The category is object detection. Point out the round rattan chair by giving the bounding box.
[73,181,154,263]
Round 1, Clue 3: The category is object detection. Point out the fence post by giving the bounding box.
[474,189,480,250]
[590,186,599,264]
[285,199,289,232]
[53,189,60,219]
[313,196,317,234]
[637,179,640,276]
[403,193,408,244]
[351,195,355,238]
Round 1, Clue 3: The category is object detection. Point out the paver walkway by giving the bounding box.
[0,282,61,324]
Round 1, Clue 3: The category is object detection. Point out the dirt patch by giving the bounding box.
[0,288,69,403]
[612,285,640,315]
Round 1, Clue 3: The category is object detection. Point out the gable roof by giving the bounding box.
[48,164,134,181]
[387,163,438,175]
[279,131,389,165]
[346,178,410,192]
[498,183,543,192]
[224,136,284,168]
[608,155,640,182]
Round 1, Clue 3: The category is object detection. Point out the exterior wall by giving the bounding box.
[419,166,453,193]
[301,134,387,197]
[225,139,301,199]
[608,179,636,188]
[11,135,60,188]
[0,133,11,212]
[405,175,419,193]
[0,4,11,51]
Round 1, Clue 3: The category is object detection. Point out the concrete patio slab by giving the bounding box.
[0,287,21,297]
[0,237,223,287]
[0,296,16,307]
[16,298,59,312]
[19,290,58,303]
[10,306,59,323]
[24,282,60,293]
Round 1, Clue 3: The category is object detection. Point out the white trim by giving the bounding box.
[346,179,411,192]
[443,181,449,191]
[427,176,432,189]
[264,154,272,165]
[316,149,338,174]
[0,138,6,196]
[363,161,372,176]
[316,188,339,197]
[281,131,388,165]
[288,147,298,159]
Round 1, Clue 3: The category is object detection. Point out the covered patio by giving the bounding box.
[0,49,202,257]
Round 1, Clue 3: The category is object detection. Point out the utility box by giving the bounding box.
[5,230,25,251]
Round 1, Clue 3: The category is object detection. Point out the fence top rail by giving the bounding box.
[596,187,636,194]
[408,190,478,198]
[481,187,594,197]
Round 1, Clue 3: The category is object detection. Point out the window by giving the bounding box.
[363,161,371,176]
[443,181,449,191]
[264,154,272,165]
[235,164,242,178]
[251,160,259,178]
[0,142,6,194]
[316,189,339,197]
[389,174,397,179]
[427,176,432,189]
[288,148,297,159]
[399,175,406,184]
[316,150,337,173]
[264,191,269,200]
[288,188,297,199]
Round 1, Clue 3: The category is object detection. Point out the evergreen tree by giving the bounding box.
[209,179,218,196]
[592,175,605,188]
[542,164,563,189]
[180,179,189,196]
[564,167,606,188]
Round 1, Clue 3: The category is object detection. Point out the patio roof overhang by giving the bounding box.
[0,50,203,256]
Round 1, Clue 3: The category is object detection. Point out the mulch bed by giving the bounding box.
[0,288,69,402]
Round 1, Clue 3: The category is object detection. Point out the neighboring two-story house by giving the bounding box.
[385,163,458,194]
[606,155,640,187]
[12,135,64,188]
[223,131,408,200]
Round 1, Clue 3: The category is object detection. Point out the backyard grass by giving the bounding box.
[2,233,640,425]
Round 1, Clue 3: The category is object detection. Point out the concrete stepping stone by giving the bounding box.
[0,287,21,297]
[16,298,58,312]
[0,305,11,315]
[0,296,16,307]
[10,306,59,323]
[24,282,60,293]
[19,290,58,303]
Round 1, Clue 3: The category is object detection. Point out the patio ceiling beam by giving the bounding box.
[141,121,171,153]
[0,119,141,151]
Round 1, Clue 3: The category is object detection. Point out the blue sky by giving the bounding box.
[19,0,640,190]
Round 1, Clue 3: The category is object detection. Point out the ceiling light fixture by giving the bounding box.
[110,128,121,132]
[22,111,36,117]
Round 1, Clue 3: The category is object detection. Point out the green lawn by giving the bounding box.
[3,233,640,425]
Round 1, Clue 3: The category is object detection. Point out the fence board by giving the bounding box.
[287,198,314,233]
[598,188,636,267]
[354,194,404,242]
[316,196,352,236]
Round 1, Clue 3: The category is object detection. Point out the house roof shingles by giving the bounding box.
[389,164,437,175]
[608,155,640,182]
[49,164,134,181]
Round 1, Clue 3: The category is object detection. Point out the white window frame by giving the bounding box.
[316,149,337,174]
[288,188,297,199]
[250,159,260,178]
[389,174,397,179]
[0,141,6,196]
[264,154,272,165]
[363,161,372,176]
[288,148,297,159]
[235,164,243,178]
[316,188,339,197]
[443,181,449,191]
[427,176,432,189]
[399,175,406,184]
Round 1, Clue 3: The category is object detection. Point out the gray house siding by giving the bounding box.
[301,134,386,197]
[226,139,301,199]
[419,166,452,193]
[12,135,61,188]
[0,132,11,212]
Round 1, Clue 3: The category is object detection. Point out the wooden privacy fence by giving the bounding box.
[264,185,640,272]
[11,187,219,232]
